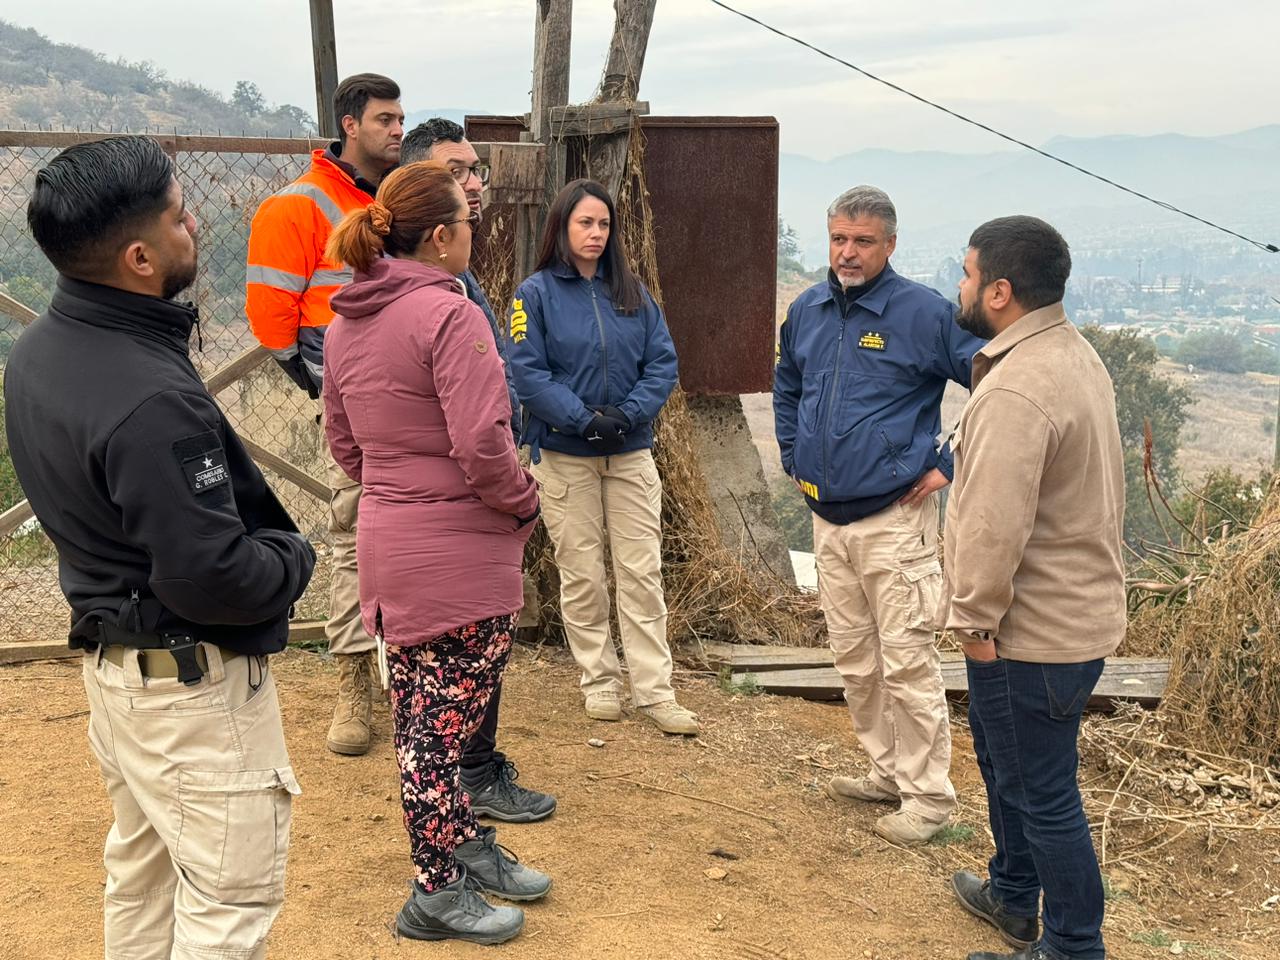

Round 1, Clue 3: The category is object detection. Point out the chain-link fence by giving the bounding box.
[0,131,334,642]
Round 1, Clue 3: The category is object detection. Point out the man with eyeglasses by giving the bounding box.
[397,118,557,825]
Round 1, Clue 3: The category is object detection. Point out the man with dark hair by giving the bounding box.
[774,185,984,845]
[8,135,315,959]
[398,118,556,824]
[946,216,1124,960]
[246,73,402,756]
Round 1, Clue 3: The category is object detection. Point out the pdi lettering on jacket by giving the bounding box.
[510,298,528,343]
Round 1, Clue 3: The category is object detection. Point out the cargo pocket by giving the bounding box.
[900,557,943,633]
[176,766,301,902]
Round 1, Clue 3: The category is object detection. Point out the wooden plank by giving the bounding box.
[204,344,269,395]
[0,640,77,665]
[240,437,329,502]
[1,620,332,665]
[741,659,1167,711]
[549,101,650,138]
[0,130,326,154]
[700,641,831,672]
[485,142,547,206]
[0,289,38,326]
[0,499,35,539]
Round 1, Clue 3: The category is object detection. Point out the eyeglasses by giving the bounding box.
[442,212,481,229]
[449,163,490,186]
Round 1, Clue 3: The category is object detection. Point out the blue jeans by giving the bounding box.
[967,657,1106,960]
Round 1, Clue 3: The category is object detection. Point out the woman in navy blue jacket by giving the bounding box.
[507,179,695,735]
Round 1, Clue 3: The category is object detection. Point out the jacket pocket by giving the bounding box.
[176,766,301,901]
[798,372,827,432]
[878,426,912,480]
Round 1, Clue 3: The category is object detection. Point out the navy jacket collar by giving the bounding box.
[816,262,898,317]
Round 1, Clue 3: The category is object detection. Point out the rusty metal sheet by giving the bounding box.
[466,115,779,396]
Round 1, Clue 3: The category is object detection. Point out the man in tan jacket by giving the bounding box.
[943,216,1124,960]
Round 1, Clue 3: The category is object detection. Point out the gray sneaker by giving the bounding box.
[395,867,524,945]
[455,826,552,902]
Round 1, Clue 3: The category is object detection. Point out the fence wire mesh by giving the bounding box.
[0,132,333,642]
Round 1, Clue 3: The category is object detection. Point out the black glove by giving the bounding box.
[276,354,320,400]
[515,506,541,529]
[582,411,627,455]
[593,405,632,432]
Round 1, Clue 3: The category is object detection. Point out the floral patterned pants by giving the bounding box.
[386,613,515,890]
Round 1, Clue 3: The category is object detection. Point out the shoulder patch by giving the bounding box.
[509,297,528,343]
[172,431,232,502]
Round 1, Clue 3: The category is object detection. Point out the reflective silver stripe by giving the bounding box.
[309,267,354,288]
[303,357,325,382]
[273,182,346,227]
[268,345,300,360]
[246,264,308,293]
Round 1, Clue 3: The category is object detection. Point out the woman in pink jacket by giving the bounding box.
[323,161,544,946]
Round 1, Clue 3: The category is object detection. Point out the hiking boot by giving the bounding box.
[638,699,700,736]
[395,868,524,944]
[326,652,373,756]
[825,775,899,805]
[952,871,1040,948]
[454,826,552,902]
[967,945,1054,960]
[462,759,557,823]
[584,690,623,721]
[873,809,950,845]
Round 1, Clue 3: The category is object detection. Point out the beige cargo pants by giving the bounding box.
[321,411,375,656]
[813,494,956,821]
[531,448,675,706]
[82,645,300,960]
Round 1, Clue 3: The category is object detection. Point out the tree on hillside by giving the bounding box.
[1081,325,1192,544]
[1176,329,1245,373]
[232,80,265,117]
[777,218,805,275]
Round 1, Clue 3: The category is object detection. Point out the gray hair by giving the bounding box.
[827,185,897,237]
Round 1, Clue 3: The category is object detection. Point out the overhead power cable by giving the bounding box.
[708,0,1279,254]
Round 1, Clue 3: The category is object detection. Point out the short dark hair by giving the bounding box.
[333,73,400,141]
[535,179,642,314]
[400,118,465,164]
[27,135,174,281]
[967,215,1071,311]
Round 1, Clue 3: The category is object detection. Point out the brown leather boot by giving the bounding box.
[326,652,373,755]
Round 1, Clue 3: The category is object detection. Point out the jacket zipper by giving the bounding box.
[588,278,610,408]
[821,317,847,495]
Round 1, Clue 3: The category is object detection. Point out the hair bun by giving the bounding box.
[368,202,393,236]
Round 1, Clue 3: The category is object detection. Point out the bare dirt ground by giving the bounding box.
[3,645,1279,960]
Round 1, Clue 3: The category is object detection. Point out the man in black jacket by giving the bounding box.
[6,136,315,960]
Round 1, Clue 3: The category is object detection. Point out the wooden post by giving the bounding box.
[309,0,339,139]
[516,0,574,281]
[582,0,657,198]
[598,0,657,102]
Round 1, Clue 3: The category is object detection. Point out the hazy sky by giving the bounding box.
[8,0,1277,158]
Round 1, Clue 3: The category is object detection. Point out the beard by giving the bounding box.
[161,257,198,301]
[956,294,996,340]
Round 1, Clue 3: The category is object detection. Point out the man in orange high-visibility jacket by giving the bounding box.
[246,73,403,756]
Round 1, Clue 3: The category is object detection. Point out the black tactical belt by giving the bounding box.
[97,620,205,686]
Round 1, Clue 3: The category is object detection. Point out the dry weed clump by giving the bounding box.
[476,130,820,648]
[1157,494,1280,767]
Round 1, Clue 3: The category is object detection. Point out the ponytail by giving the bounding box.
[326,203,387,274]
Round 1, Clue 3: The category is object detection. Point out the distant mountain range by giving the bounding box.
[779,126,1280,265]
